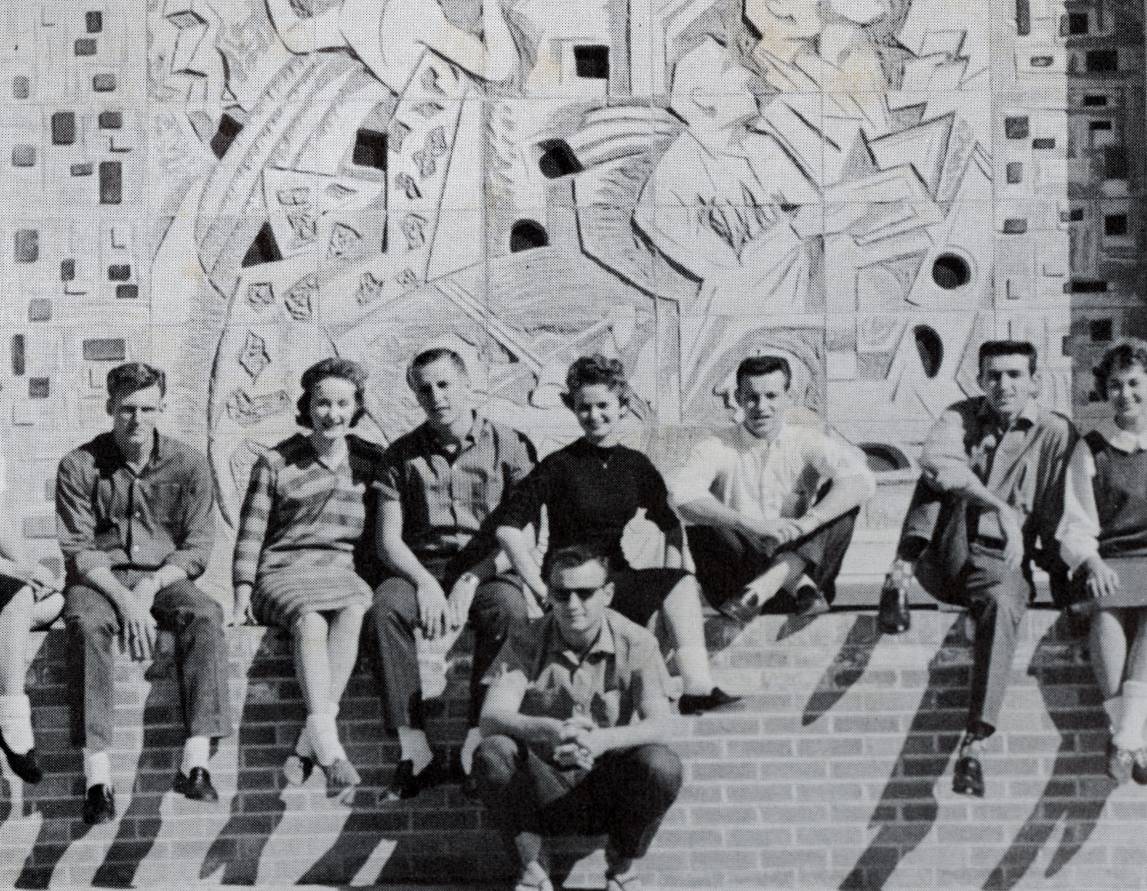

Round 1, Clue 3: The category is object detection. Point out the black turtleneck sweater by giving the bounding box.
[492,438,680,571]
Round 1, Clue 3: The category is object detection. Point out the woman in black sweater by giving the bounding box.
[494,355,737,714]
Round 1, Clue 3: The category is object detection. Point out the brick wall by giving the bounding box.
[1,609,1142,889]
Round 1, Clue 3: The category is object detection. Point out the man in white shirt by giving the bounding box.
[669,355,876,622]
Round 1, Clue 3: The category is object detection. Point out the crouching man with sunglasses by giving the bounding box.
[473,543,682,891]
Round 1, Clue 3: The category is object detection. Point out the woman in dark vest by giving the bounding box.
[1059,339,1147,784]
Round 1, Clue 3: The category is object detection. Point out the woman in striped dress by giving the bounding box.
[233,358,375,792]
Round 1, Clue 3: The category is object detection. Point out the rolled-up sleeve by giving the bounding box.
[494,461,549,531]
[810,433,876,501]
[56,452,111,579]
[1056,440,1100,573]
[668,437,723,508]
[165,453,215,579]
[232,457,274,589]
[505,430,538,487]
[919,408,977,491]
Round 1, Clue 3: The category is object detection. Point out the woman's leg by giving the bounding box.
[660,576,715,697]
[0,586,34,698]
[1114,609,1147,753]
[292,611,344,773]
[1089,608,1128,700]
[0,587,37,760]
[327,603,367,707]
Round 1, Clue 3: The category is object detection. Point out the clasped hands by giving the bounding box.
[549,713,600,770]
[119,576,160,662]
[737,515,806,554]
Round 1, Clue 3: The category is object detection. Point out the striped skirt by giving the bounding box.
[253,560,373,629]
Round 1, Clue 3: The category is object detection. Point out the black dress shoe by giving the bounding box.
[952,755,984,797]
[0,729,43,784]
[794,584,830,617]
[450,751,481,800]
[82,784,116,825]
[390,753,449,800]
[878,579,911,634]
[174,767,219,802]
[679,687,742,716]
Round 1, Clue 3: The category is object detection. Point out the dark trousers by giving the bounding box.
[899,481,1029,737]
[473,735,682,862]
[372,565,529,729]
[63,571,232,751]
[688,507,858,608]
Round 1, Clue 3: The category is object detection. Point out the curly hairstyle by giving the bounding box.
[1094,338,1147,398]
[296,357,368,429]
[561,354,634,410]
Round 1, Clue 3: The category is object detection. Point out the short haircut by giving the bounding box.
[978,340,1037,374]
[296,357,368,428]
[735,355,791,390]
[1094,338,1147,397]
[561,354,634,409]
[547,543,612,579]
[406,347,468,388]
[107,362,165,402]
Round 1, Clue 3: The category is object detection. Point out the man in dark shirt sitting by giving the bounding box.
[55,363,231,824]
[474,544,682,891]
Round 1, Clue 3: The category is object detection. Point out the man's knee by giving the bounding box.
[372,578,418,629]
[472,581,529,631]
[473,734,521,788]
[64,590,117,640]
[628,744,683,799]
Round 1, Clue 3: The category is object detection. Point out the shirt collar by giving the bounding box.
[976,397,1039,431]
[419,411,485,452]
[1097,420,1147,453]
[734,420,788,451]
[301,435,350,471]
[546,612,618,666]
[105,430,164,471]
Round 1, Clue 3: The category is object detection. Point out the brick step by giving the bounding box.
[1,612,1141,889]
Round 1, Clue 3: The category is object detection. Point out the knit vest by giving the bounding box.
[1086,430,1147,559]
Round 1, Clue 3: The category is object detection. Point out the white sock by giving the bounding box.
[677,645,715,697]
[397,726,433,774]
[84,749,111,789]
[1114,681,1147,750]
[1104,695,1123,736]
[181,736,210,774]
[460,727,482,774]
[0,694,34,754]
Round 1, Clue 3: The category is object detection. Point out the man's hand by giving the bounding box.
[923,464,972,493]
[416,576,450,640]
[998,506,1024,572]
[447,574,480,630]
[1084,555,1121,601]
[554,713,598,768]
[231,583,256,626]
[119,593,158,661]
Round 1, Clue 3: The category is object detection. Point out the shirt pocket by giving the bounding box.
[150,482,185,525]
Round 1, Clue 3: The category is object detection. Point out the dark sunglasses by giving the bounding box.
[549,585,607,604]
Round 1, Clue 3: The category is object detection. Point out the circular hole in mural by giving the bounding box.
[914,326,944,378]
[932,253,971,289]
[510,220,549,252]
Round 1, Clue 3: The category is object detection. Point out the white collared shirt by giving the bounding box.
[668,420,875,524]
[1057,422,1147,570]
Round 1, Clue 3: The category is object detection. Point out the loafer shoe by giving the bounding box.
[715,593,761,625]
[82,784,116,825]
[174,767,219,802]
[390,752,449,800]
[1108,742,1134,785]
[1131,747,1147,786]
[953,755,984,797]
[878,580,911,634]
[0,729,42,784]
[794,584,830,617]
[679,687,742,716]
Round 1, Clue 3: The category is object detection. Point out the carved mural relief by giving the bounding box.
[0,0,1142,574]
